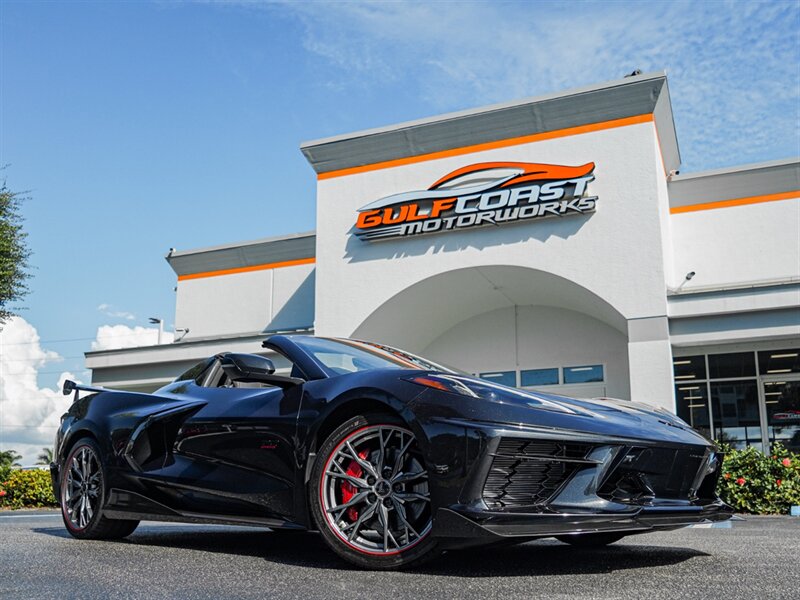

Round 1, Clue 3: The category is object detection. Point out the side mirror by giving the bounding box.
[219,353,303,389]
[220,353,276,381]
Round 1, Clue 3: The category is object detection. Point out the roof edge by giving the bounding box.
[85,328,315,359]
[670,157,800,182]
[668,157,800,210]
[301,71,668,150]
[166,230,316,260]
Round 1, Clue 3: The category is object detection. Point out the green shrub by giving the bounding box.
[0,464,11,486]
[716,442,800,514]
[0,469,57,509]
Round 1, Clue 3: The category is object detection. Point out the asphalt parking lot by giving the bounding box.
[1,510,797,599]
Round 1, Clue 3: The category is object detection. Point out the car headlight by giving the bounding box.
[404,374,577,414]
[404,374,482,397]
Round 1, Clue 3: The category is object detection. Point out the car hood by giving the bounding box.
[412,373,711,447]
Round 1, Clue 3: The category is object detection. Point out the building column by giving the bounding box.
[627,316,675,412]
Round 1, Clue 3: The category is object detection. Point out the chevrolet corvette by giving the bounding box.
[51,335,732,569]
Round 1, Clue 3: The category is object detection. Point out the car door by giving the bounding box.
[131,337,327,523]
[126,361,305,524]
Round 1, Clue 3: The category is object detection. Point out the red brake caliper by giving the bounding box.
[341,449,370,522]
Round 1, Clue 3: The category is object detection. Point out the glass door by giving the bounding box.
[763,377,800,453]
[710,380,762,451]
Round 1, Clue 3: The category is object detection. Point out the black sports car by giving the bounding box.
[52,335,732,569]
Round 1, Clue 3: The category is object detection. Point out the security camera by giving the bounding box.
[685,271,696,281]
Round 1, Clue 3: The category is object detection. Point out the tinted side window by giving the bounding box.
[758,349,800,375]
[708,352,755,379]
[520,368,559,387]
[564,365,604,384]
[175,358,214,384]
[480,371,517,387]
[673,355,706,381]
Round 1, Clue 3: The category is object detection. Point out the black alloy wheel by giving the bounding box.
[310,413,439,569]
[60,438,139,540]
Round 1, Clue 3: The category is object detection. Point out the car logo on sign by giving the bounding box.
[354,161,597,241]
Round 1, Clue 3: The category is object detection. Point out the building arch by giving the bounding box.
[351,265,627,349]
[351,265,632,397]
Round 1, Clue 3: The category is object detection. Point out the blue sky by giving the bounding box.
[0,0,798,462]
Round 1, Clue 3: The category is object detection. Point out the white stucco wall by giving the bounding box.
[423,305,631,399]
[174,263,315,339]
[670,196,800,290]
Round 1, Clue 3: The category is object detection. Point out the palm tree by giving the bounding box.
[36,447,53,466]
[0,450,22,469]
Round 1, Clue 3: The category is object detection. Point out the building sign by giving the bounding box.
[355,162,597,241]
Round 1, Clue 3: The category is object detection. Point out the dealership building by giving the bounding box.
[86,72,800,452]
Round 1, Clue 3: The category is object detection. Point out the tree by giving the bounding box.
[0,179,32,325]
[0,449,23,480]
[0,449,22,468]
[36,447,53,465]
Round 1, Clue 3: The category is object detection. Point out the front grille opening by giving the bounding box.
[482,439,592,510]
[694,454,723,502]
[496,439,593,460]
[597,446,708,505]
[598,471,656,505]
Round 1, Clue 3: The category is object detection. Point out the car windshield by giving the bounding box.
[291,336,462,376]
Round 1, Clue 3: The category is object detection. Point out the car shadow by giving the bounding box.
[422,541,709,577]
[34,526,708,575]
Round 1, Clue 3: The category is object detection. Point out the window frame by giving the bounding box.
[478,370,518,387]
[672,348,800,452]
[563,364,605,385]
[520,367,560,387]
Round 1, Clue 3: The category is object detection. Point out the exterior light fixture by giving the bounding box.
[148,317,164,345]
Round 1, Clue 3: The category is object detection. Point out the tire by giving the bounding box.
[309,413,439,569]
[60,437,139,540]
[556,532,627,547]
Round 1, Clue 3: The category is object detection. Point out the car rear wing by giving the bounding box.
[62,379,107,400]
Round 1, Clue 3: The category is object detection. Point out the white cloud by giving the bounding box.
[96,303,135,321]
[269,0,799,171]
[91,324,174,351]
[0,319,175,466]
[0,317,77,466]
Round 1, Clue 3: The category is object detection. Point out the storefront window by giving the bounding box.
[765,380,800,453]
[520,368,559,387]
[673,355,706,381]
[675,384,711,440]
[479,371,516,387]
[708,352,756,379]
[710,381,762,451]
[758,349,800,375]
[672,349,800,453]
[563,365,603,384]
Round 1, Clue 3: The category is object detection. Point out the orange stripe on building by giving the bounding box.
[669,190,799,214]
[317,114,654,180]
[178,257,316,281]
